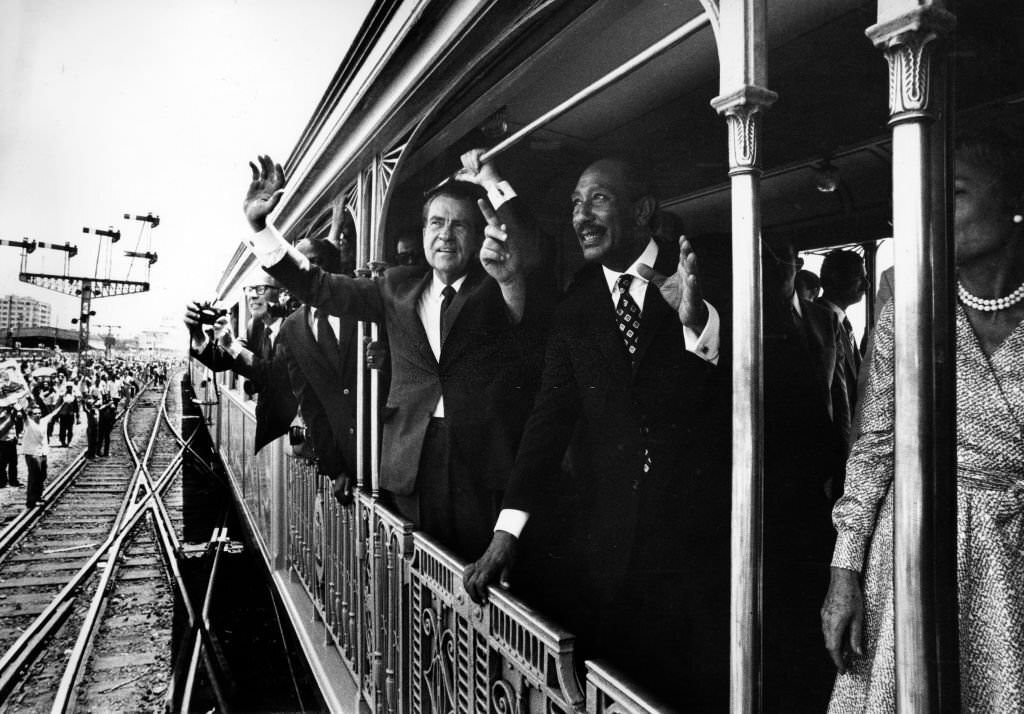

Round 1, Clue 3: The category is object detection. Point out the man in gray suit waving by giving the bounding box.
[240,153,549,561]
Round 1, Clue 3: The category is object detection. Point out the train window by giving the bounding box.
[216,0,1024,711]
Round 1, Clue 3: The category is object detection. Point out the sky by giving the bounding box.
[0,0,373,346]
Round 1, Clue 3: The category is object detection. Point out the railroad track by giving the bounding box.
[0,374,217,712]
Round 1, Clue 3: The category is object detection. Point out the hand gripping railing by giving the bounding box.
[406,529,584,714]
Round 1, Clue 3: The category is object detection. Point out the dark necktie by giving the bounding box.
[615,274,641,362]
[440,284,456,342]
[614,274,652,480]
[262,325,275,358]
[315,310,339,358]
[842,316,862,369]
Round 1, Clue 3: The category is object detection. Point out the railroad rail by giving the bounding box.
[0,374,225,712]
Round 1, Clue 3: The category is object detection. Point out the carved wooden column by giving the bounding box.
[866,3,959,712]
[707,0,776,711]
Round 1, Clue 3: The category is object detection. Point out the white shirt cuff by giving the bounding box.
[191,334,210,353]
[683,301,721,365]
[485,180,517,210]
[246,225,290,267]
[227,340,247,359]
[494,508,529,538]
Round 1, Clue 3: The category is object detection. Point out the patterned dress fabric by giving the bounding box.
[828,301,1024,713]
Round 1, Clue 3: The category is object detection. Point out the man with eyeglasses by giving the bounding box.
[238,153,549,562]
[185,273,298,454]
[761,234,848,712]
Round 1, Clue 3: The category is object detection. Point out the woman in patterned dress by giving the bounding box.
[820,127,1024,713]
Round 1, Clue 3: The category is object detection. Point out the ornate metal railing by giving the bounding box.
[205,385,654,713]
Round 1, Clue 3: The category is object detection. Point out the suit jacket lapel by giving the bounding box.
[396,270,437,367]
[634,287,672,372]
[441,264,481,347]
[577,266,632,380]
[302,306,337,376]
[633,248,677,372]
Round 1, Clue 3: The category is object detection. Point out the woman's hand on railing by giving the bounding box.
[821,566,865,673]
[463,530,517,605]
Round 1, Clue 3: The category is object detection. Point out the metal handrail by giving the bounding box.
[432,11,712,190]
[179,521,232,714]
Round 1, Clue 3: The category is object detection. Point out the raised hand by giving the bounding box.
[244,154,286,232]
[637,235,708,330]
[455,148,501,186]
[183,302,206,341]
[478,199,521,286]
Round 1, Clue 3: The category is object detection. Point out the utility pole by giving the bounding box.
[3,211,159,370]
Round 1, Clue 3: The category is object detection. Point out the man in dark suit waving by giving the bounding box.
[277,232,359,504]
[463,158,728,708]
[240,154,548,561]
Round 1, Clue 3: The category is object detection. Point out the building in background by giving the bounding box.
[0,295,52,330]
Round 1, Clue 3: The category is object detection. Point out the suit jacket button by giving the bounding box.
[343,388,350,396]
[348,427,355,435]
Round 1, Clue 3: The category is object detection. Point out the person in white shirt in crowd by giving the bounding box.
[21,403,60,508]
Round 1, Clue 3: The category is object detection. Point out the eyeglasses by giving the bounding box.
[244,285,276,296]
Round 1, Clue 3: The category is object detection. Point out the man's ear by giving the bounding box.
[634,195,657,228]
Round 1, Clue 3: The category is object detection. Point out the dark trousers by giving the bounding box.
[98,426,111,456]
[86,422,98,458]
[45,415,56,441]
[59,415,75,446]
[25,455,46,507]
[389,417,501,562]
[0,441,18,486]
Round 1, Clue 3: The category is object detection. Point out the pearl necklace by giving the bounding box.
[957,280,1024,312]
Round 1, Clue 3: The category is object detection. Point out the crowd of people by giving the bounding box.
[0,354,162,509]
[182,124,1024,711]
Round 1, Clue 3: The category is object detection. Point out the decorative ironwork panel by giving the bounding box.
[253,444,274,540]
[285,456,321,609]
[407,533,584,714]
[372,503,414,714]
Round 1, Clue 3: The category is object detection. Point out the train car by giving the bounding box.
[190,0,1023,710]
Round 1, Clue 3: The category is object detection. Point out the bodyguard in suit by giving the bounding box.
[277,233,359,504]
[463,158,729,708]
[239,154,548,562]
[185,275,298,454]
[762,235,848,712]
[817,248,867,448]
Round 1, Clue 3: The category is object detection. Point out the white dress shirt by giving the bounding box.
[418,273,467,417]
[309,307,341,344]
